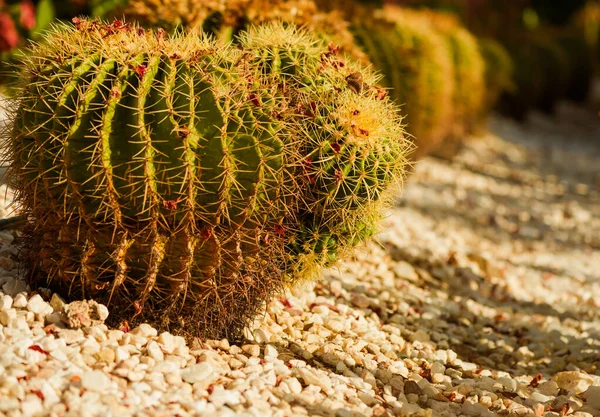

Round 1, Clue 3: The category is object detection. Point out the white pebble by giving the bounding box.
[13,293,27,308]
[81,371,112,392]
[181,363,214,384]
[0,294,12,310]
[27,294,49,314]
[132,323,157,338]
[146,341,164,361]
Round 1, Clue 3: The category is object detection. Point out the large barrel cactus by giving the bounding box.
[4,19,409,339]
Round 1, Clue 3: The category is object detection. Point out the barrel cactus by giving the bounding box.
[101,0,370,64]
[4,19,410,339]
[478,38,514,125]
[353,10,454,159]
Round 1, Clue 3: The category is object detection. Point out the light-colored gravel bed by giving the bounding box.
[0,103,599,417]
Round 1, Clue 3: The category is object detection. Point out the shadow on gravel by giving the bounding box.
[379,233,600,377]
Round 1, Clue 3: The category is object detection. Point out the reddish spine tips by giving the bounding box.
[162,198,181,210]
[137,27,145,36]
[170,53,182,60]
[334,169,343,183]
[358,128,369,136]
[274,225,285,237]
[248,93,261,107]
[177,128,190,139]
[133,64,147,77]
[375,87,387,100]
[201,228,213,240]
[328,41,340,56]
[352,109,360,116]
[156,28,166,40]
[110,87,121,99]
[331,142,341,153]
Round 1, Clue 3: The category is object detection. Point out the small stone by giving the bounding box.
[27,294,49,314]
[62,300,109,329]
[351,294,371,309]
[430,362,445,375]
[1,279,26,296]
[435,350,448,363]
[394,261,418,281]
[81,370,112,392]
[0,308,16,326]
[264,344,278,359]
[132,323,157,338]
[253,328,270,344]
[0,257,14,270]
[432,373,445,384]
[147,341,164,361]
[242,344,260,357]
[538,380,560,396]
[13,293,27,308]
[498,377,518,392]
[584,386,600,409]
[403,380,422,395]
[552,371,594,394]
[530,392,553,403]
[181,363,213,384]
[157,332,176,353]
[50,294,66,312]
[96,348,116,363]
[209,389,241,406]
[0,294,12,310]
[411,330,431,343]
[284,377,303,394]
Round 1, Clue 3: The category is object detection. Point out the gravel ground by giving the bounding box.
[0,103,599,417]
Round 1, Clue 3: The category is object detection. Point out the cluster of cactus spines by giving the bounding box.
[353,10,454,159]
[5,18,410,339]
[109,0,370,64]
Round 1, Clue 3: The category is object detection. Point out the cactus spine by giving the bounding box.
[5,19,409,339]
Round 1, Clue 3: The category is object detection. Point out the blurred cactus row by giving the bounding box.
[3,0,597,144]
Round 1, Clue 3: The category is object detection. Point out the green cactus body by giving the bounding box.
[7,20,409,339]
[478,38,514,120]
[530,37,570,114]
[352,15,454,159]
[557,33,594,103]
[445,28,486,137]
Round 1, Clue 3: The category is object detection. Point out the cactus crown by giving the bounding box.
[4,18,410,339]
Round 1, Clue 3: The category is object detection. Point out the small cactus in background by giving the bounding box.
[478,38,514,125]
[4,18,410,339]
[352,10,454,159]
[498,41,546,122]
[530,36,571,114]
[557,32,595,103]
[101,0,370,64]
